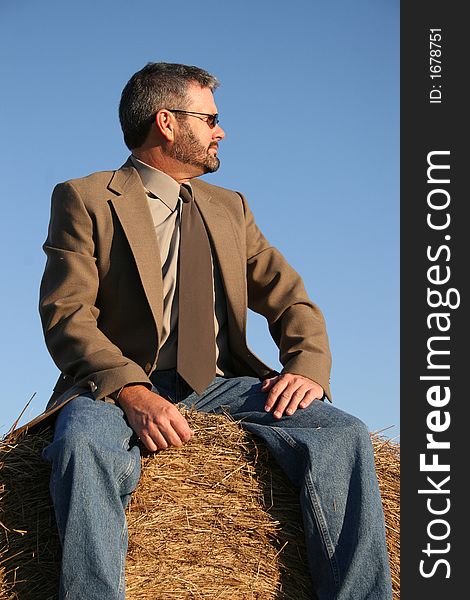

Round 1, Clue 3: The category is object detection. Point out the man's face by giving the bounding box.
[170,84,225,175]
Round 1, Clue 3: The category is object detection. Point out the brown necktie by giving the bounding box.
[177,184,216,394]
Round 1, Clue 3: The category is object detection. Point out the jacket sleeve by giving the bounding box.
[240,193,332,399]
[39,181,152,400]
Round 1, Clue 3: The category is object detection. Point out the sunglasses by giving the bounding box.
[167,109,220,128]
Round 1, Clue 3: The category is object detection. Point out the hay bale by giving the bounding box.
[371,432,400,598]
[1,410,400,599]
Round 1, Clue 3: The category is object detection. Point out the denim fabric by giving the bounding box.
[43,397,141,599]
[43,372,392,600]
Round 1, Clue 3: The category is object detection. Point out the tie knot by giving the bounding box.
[179,185,193,204]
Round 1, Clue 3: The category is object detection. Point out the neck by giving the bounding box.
[132,148,196,184]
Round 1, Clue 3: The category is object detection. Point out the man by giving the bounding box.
[38,62,392,599]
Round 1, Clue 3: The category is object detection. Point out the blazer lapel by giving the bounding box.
[107,163,164,343]
[192,182,247,344]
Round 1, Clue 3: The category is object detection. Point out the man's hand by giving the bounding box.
[261,374,323,419]
[118,384,194,452]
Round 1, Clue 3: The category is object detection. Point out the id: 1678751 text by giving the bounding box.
[429,28,442,104]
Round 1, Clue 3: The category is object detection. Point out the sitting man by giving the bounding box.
[38,62,392,599]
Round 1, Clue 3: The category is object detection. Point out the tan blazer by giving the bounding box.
[26,161,331,431]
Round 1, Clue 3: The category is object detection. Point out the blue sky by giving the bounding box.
[0,0,399,436]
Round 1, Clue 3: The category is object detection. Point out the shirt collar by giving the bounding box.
[130,155,182,211]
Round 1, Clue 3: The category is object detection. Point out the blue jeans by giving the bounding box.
[43,371,392,599]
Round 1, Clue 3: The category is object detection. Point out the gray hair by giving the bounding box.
[119,62,220,150]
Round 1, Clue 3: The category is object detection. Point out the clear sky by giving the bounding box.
[0,0,399,437]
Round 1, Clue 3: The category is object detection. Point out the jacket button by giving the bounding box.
[145,363,152,373]
[88,380,97,393]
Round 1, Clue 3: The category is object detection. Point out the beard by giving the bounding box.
[171,121,220,174]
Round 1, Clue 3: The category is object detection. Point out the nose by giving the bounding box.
[213,123,225,140]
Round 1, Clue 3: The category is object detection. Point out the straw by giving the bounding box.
[1,409,400,599]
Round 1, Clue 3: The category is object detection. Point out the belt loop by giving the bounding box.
[175,371,181,404]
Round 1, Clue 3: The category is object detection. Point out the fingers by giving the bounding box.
[264,377,287,413]
[146,410,193,451]
[260,376,279,392]
[121,390,194,452]
[264,375,323,419]
[269,381,310,419]
[140,431,164,453]
[140,417,193,452]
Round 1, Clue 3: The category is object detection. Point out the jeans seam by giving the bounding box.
[117,452,136,486]
[270,426,341,593]
[272,427,301,449]
[117,519,127,597]
[121,434,129,450]
[305,471,341,592]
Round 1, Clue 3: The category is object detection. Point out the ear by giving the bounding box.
[155,109,176,142]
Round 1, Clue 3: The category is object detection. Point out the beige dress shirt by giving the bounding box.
[130,156,233,377]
